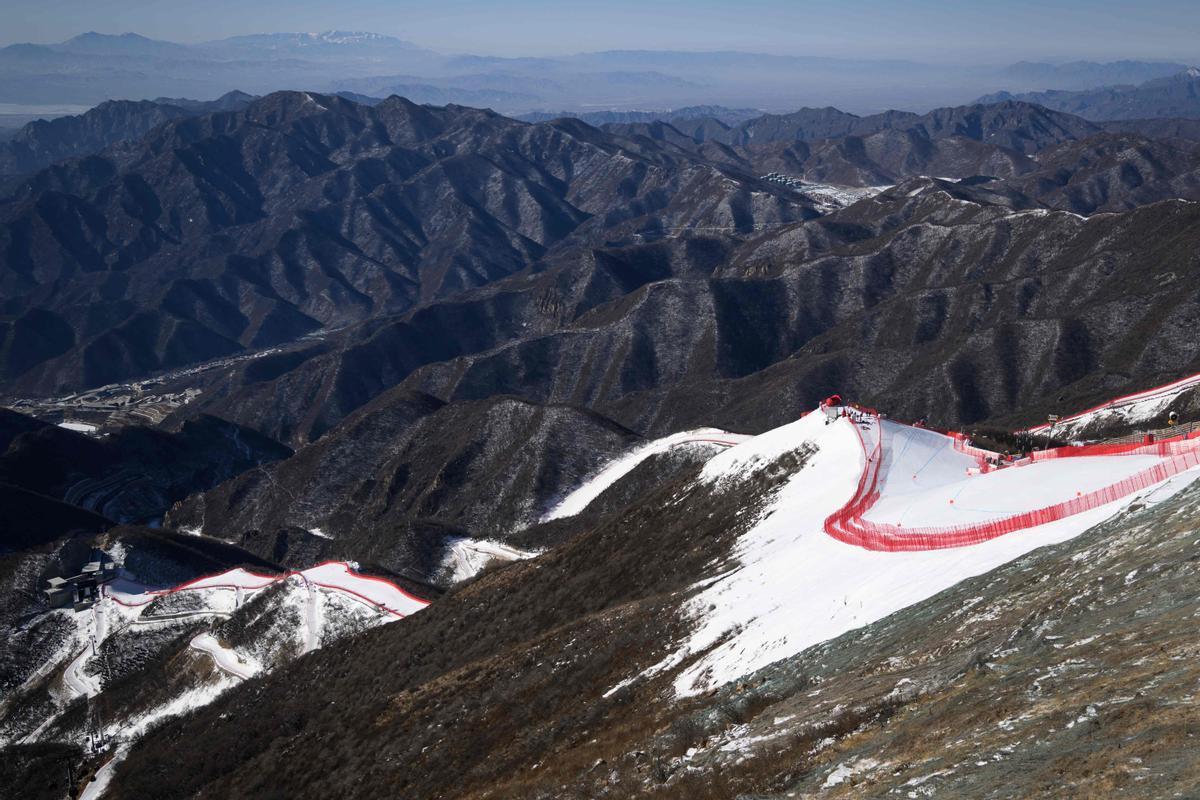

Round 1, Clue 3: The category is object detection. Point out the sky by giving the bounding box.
[1,0,1198,62]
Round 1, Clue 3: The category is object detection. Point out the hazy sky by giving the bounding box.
[2,0,1198,62]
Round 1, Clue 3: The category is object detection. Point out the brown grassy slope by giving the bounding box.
[105,448,814,799]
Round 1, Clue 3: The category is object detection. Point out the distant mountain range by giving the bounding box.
[516,106,763,125]
[2,30,1198,114]
[979,67,1200,121]
[5,90,1200,425]
[998,59,1188,89]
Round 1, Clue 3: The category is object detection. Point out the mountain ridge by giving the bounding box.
[978,67,1200,121]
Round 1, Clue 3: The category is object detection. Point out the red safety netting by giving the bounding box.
[824,412,1200,552]
[108,560,429,617]
[1022,371,1200,434]
[1011,428,1200,466]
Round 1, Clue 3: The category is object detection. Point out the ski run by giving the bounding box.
[561,392,1200,698]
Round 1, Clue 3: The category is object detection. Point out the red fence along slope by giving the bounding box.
[825,412,1200,551]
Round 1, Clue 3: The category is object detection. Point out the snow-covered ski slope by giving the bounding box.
[603,407,1200,696]
[48,562,426,710]
[110,561,428,618]
[440,537,537,583]
[828,410,1200,550]
[543,428,751,521]
[20,563,428,795]
[1022,370,1200,438]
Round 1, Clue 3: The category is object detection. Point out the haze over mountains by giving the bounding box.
[980,67,1200,120]
[0,29,1195,117]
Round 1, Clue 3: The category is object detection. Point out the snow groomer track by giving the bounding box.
[825,406,1200,551]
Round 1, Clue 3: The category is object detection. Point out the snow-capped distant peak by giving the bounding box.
[214,30,414,49]
[1186,66,1200,79]
[293,31,405,46]
[308,31,382,43]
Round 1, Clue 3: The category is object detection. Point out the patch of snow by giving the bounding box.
[301,576,321,653]
[79,746,125,800]
[1066,704,1099,729]
[1024,371,1200,437]
[823,757,879,788]
[300,561,426,616]
[190,632,260,680]
[904,768,955,787]
[58,420,98,433]
[440,537,536,583]
[543,428,749,521]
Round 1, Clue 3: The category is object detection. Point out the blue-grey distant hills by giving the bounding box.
[998,60,1188,89]
[3,30,1197,115]
[979,67,1200,121]
[516,106,763,125]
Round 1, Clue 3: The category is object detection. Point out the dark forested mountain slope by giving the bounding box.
[635,100,1100,150]
[164,390,643,579]
[0,409,290,530]
[998,134,1200,214]
[0,91,812,395]
[6,93,1199,456]
[160,181,1200,454]
[0,101,192,183]
[608,101,1113,186]
[0,92,257,184]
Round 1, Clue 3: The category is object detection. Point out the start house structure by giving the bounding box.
[44,551,117,610]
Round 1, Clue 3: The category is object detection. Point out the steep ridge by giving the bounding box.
[90,388,1200,798]
[7,96,1200,432]
[164,393,645,582]
[607,101,1108,185]
[0,93,257,184]
[385,191,1200,432]
[641,100,1099,150]
[107,176,1200,457]
[0,91,813,395]
[996,134,1200,214]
